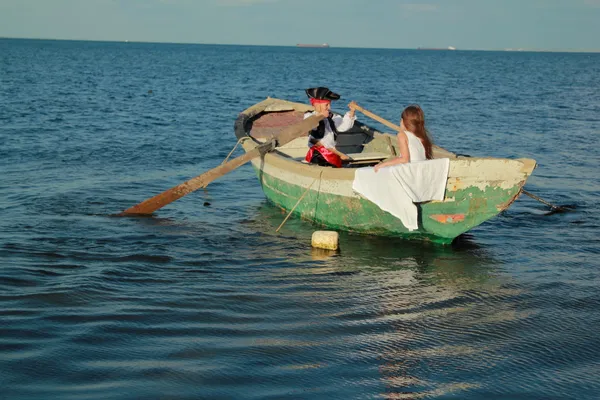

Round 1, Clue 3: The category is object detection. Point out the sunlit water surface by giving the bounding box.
[1,39,599,399]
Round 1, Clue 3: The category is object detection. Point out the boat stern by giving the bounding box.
[421,157,537,239]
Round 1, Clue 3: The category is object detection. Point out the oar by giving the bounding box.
[520,190,574,214]
[351,103,574,214]
[352,103,401,131]
[120,114,324,215]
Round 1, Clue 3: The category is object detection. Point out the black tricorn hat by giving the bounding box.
[305,87,340,101]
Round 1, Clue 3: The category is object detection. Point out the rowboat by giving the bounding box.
[234,98,537,244]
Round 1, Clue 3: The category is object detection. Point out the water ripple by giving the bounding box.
[1,39,599,400]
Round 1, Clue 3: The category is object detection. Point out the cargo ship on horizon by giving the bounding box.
[417,46,456,51]
[296,43,330,48]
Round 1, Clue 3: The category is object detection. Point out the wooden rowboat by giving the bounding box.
[235,98,537,244]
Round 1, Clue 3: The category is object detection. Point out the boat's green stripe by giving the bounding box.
[254,166,521,244]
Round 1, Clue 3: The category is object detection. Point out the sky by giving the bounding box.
[0,0,599,51]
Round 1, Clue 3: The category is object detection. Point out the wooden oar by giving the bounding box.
[521,190,573,214]
[351,102,573,214]
[352,103,401,131]
[120,114,324,215]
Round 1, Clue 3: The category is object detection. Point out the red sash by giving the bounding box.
[305,146,342,168]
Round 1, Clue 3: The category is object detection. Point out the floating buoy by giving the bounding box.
[311,231,339,251]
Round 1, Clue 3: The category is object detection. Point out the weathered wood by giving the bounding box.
[236,99,538,243]
[346,152,389,161]
[351,105,562,214]
[353,103,401,131]
[384,135,397,156]
[120,114,324,215]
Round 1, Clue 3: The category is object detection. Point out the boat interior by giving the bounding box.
[241,109,457,167]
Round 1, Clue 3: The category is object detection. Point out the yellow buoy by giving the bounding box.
[311,231,339,251]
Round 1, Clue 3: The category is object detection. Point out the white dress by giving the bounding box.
[403,130,427,162]
[352,130,448,231]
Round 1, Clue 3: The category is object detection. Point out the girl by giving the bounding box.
[374,105,434,172]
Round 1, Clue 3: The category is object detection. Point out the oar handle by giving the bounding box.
[352,103,401,132]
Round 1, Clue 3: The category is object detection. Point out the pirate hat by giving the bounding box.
[305,87,341,101]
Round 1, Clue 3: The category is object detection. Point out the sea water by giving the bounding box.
[1,39,599,399]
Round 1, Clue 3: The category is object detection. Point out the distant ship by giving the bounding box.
[417,46,456,51]
[296,43,330,48]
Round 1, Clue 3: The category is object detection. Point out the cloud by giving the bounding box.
[584,0,600,6]
[400,3,438,12]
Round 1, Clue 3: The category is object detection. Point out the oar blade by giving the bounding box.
[120,114,323,216]
[120,148,260,215]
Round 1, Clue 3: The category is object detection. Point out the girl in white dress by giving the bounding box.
[374,105,434,172]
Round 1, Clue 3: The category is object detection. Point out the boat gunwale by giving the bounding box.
[234,98,538,242]
[235,98,537,184]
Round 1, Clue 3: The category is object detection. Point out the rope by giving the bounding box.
[522,189,568,211]
[221,137,249,165]
[276,173,321,233]
[447,151,571,214]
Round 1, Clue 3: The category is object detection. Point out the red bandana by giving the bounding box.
[310,98,331,106]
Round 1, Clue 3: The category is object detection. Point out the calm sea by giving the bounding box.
[1,39,599,399]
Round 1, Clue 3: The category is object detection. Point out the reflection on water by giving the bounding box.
[242,202,524,398]
[247,202,498,275]
[3,40,599,399]
[310,247,340,262]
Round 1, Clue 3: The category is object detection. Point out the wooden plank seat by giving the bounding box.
[345,152,389,163]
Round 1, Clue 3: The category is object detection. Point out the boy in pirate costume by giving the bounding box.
[303,87,357,168]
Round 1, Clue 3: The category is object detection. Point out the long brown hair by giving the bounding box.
[401,105,434,160]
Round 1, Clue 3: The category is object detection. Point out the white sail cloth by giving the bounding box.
[352,159,450,231]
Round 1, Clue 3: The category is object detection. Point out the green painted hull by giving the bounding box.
[254,166,522,245]
[237,97,535,245]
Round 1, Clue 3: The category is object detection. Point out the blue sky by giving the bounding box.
[0,0,599,51]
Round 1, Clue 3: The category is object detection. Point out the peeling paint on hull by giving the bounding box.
[253,165,524,245]
[236,98,536,245]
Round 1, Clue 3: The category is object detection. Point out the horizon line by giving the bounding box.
[1,36,599,54]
